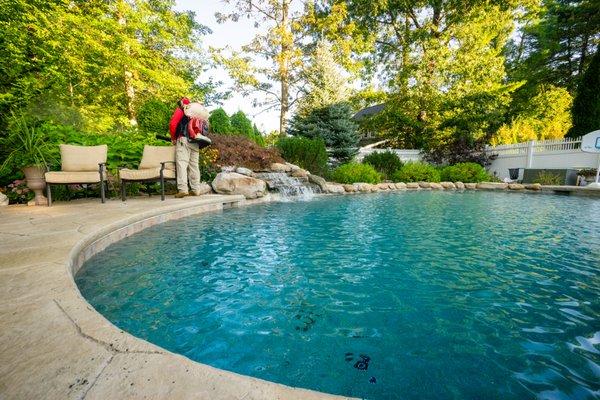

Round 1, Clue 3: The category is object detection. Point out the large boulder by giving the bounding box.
[440,182,456,190]
[508,183,525,190]
[326,183,345,194]
[430,182,443,190]
[406,182,420,190]
[477,182,508,190]
[0,192,8,206]
[455,181,465,190]
[270,162,291,173]
[464,183,477,190]
[235,167,255,177]
[196,182,213,195]
[285,162,302,172]
[377,183,390,191]
[342,184,356,193]
[211,172,267,199]
[353,183,373,193]
[418,181,431,189]
[308,174,328,191]
[395,182,407,190]
[291,168,309,178]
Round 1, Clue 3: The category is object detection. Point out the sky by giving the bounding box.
[174,0,280,133]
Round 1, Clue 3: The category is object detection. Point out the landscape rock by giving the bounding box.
[477,182,508,190]
[354,183,373,193]
[508,183,525,190]
[221,165,235,173]
[0,192,8,206]
[440,182,456,189]
[211,172,267,199]
[308,174,328,191]
[430,182,443,190]
[285,162,302,172]
[454,181,465,190]
[235,167,255,177]
[525,183,542,191]
[270,162,291,173]
[395,182,407,190]
[196,182,213,195]
[377,183,390,191]
[388,183,396,190]
[342,184,356,193]
[406,182,420,190]
[418,182,431,189]
[290,168,309,178]
[465,183,477,190]
[326,183,345,194]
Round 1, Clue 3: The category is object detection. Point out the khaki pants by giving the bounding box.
[176,137,200,194]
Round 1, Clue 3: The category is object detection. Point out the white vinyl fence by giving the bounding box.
[355,137,600,181]
[486,137,600,180]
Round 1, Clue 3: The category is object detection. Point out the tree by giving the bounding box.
[137,98,172,138]
[288,103,359,162]
[209,108,232,134]
[296,40,350,115]
[0,0,211,132]
[568,48,600,137]
[230,111,254,136]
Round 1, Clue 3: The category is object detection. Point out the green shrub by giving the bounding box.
[277,137,328,176]
[137,99,172,136]
[362,151,403,180]
[392,162,441,182]
[209,108,232,134]
[440,162,490,183]
[533,171,562,185]
[230,111,254,136]
[331,163,381,184]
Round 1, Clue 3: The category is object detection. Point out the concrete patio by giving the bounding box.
[0,195,349,400]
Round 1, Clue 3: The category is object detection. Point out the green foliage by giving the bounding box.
[0,0,214,132]
[209,108,232,134]
[440,162,490,183]
[288,103,359,162]
[277,137,328,176]
[137,99,172,137]
[331,163,381,184]
[362,151,403,180]
[568,49,600,138]
[392,162,441,183]
[230,111,254,136]
[494,85,573,144]
[0,115,54,178]
[533,171,562,185]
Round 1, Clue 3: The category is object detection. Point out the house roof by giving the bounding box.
[352,103,385,120]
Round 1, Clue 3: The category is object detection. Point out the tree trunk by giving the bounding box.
[117,1,137,126]
[278,0,290,136]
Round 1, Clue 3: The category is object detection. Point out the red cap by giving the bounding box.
[181,97,190,106]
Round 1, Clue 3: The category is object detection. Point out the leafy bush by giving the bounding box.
[288,103,359,162]
[440,162,490,182]
[230,111,254,136]
[331,163,381,184]
[362,151,403,180]
[209,108,232,134]
[277,137,328,176]
[392,162,441,182]
[137,99,172,136]
[533,171,562,185]
[208,133,284,170]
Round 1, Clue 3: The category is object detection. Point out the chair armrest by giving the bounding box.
[160,161,176,172]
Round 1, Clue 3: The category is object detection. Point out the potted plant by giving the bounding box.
[0,115,53,205]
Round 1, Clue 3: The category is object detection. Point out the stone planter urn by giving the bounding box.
[23,166,48,206]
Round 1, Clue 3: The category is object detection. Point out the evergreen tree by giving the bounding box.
[230,111,254,137]
[568,49,600,137]
[209,108,232,134]
[297,40,350,115]
[288,103,359,162]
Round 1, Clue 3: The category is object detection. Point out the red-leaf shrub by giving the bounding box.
[207,133,284,171]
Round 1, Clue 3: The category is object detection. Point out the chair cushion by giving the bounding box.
[45,171,104,184]
[119,168,175,181]
[60,144,108,172]
[139,145,176,170]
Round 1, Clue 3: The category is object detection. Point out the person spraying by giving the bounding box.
[169,97,212,198]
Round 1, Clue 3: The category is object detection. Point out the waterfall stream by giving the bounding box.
[255,172,320,200]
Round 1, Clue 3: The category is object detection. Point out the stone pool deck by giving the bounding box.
[0,195,351,400]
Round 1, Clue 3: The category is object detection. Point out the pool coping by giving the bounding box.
[0,194,353,400]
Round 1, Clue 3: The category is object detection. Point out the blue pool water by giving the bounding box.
[76,191,600,399]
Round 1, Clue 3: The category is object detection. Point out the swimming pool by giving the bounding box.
[76,191,600,399]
